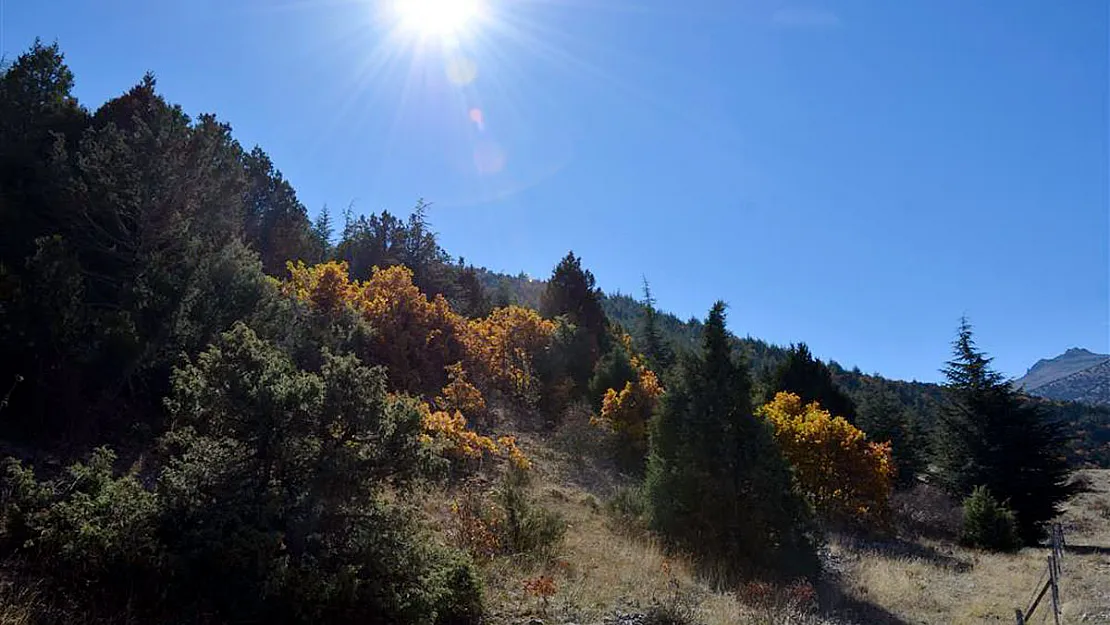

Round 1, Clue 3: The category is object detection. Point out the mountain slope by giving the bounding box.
[1026,360,1110,406]
[1016,348,1109,391]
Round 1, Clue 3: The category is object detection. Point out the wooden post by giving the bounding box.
[1048,555,1061,625]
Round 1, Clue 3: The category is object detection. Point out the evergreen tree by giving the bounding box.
[639,278,673,371]
[763,343,857,422]
[0,39,87,273]
[855,382,926,488]
[540,252,610,387]
[311,205,334,262]
[241,146,317,276]
[645,302,816,580]
[452,264,493,318]
[932,318,1074,544]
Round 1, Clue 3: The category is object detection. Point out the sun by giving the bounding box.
[394,0,484,38]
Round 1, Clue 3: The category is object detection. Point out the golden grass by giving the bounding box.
[466,433,830,625]
[833,469,1110,625]
[467,429,1110,625]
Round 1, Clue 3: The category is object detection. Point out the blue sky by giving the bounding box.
[5,0,1107,382]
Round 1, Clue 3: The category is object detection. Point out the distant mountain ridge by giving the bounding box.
[1016,347,1108,390]
[1021,359,1110,406]
[1013,348,1110,407]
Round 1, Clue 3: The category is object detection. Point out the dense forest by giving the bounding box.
[0,41,1101,624]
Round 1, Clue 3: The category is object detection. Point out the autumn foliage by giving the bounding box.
[757,392,894,526]
[461,305,557,404]
[282,260,551,469]
[593,333,664,465]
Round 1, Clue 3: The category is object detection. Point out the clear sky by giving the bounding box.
[5,0,1108,383]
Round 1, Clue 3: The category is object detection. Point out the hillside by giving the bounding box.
[479,271,1110,467]
[0,41,1103,625]
[1016,348,1109,395]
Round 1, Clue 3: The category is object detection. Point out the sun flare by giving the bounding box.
[394,0,484,38]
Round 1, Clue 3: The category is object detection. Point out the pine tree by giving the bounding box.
[640,278,673,371]
[932,318,1074,544]
[312,205,334,262]
[764,343,857,422]
[540,252,610,387]
[645,302,816,580]
[856,382,926,487]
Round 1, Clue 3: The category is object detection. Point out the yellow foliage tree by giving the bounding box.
[591,331,664,469]
[282,261,536,471]
[757,392,894,526]
[436,362,487,416]
[282,260,359,314]
[358,264,467,397]
[462,305,556,404]
[595,368,663,457]
[419,402,529,470]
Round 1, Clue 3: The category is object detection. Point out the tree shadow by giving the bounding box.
[819,581,915,625]
[1065,543,1110,556]
[836,534,973,572]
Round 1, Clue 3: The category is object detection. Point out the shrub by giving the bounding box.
[497,465,566,557]
[737,579,819,625]
[607,484,646,524]
[961,486,1020,552]
[449,467,566,562]
[891,483,963,540]
[0,324,486,625]
[757,392,894,528]
[0,448,164,607]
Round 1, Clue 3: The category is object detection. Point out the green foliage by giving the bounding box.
[932,318,1074,544]
[645,302,817,582]
[541,252,610,387]
[588,334,638,408]
[762,343,857,423]
[495,465,566,557]
[639,278,674,372]
[960,486,1019,552]
[607,484,647,524]
[855,383,927,487]
[242,146,320,274]
[0,324,481,624]
[1,449,165,610]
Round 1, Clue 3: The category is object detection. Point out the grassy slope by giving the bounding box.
[453,421,1110,625]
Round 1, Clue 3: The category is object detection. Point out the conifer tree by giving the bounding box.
[645,302,816,580]
[856,382,926,487]
[312,205,334,261]
[640,278,673,371]
[932,318,1074,543]
[540,252,610,386]
[764,343,857,422]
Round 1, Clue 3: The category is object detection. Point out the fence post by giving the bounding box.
[1048,554,1061,625]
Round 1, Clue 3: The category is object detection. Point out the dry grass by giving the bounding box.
[0,580,38,625]
[466,433,832,625]
[468,430,1110,625]
[835,470,1110,624]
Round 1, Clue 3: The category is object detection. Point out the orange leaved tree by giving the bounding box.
[757,392,894,527]
[461,305,556,405]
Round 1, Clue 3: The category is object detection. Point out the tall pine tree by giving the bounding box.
[932,318,1074,543]
[646,302,816,580]
[639,277,673,371]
